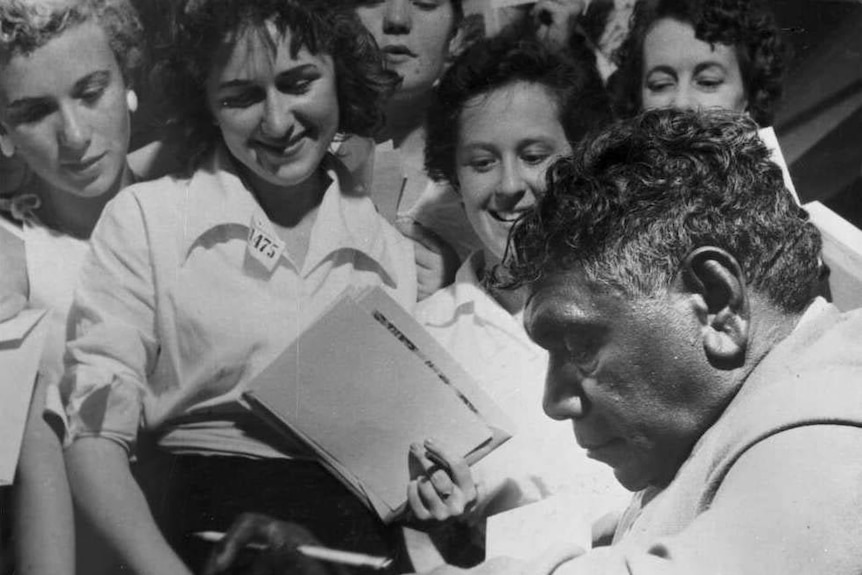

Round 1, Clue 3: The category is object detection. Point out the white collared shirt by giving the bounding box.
[416,252,628,521]
[62,148,417,458]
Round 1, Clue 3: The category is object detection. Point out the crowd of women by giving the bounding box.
[0,0,791,573]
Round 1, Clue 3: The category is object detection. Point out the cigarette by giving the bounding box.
[193,530,393,570]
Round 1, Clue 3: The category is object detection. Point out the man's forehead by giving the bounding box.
[523,271,620,333]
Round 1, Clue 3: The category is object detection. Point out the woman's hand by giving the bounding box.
[395,218,460,301]
[407,439,478,524]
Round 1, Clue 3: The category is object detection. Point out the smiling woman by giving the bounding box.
[60,1,418,574]
[415,35,628,560]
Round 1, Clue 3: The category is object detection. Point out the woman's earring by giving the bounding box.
[0,135,15,158]
[126,90,139,113]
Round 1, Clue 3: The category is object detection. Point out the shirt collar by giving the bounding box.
[181,146,401,283]
[422,251,524,333]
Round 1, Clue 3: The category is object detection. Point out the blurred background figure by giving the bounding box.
[608,0,786,127]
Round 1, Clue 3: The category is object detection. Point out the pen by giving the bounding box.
[193,530,394,570]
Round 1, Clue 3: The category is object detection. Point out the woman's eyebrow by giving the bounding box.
[693,61,728,74]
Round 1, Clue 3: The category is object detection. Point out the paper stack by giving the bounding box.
[244,286,514,523]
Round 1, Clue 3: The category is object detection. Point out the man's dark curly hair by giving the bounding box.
[424,35,612,188]
[609,0,787,127]
[159,0,399,169]
[503,109,821,314]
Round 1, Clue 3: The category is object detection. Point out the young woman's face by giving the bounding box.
[0,22,132,198]
[640,18,748,115]
[355,0,456,102]
[207,23,339,191]
[455,82,571,265]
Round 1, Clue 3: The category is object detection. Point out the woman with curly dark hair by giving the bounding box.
[61,1,418,573]
[416,34,627,548]
[609,0,786,127]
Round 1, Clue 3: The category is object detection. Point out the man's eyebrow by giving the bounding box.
[526,304,598,345]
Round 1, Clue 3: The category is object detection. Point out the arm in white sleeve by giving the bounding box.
[62,189,188,574]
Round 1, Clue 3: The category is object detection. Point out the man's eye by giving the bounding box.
[566,342,598,372]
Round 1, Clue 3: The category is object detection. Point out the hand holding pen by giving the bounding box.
[406,438,478,524]
[201,513,390,575]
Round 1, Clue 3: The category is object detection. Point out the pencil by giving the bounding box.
[193,530,393,570]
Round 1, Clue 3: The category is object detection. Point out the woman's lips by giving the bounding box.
[382,45,416,63]
[254,133,307,164]
[61,151,106,175]
[490,209,527,223]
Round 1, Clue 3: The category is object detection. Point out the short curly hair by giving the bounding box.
[502,109,821,314]
[610,0,786,127]
[0,0,144,84]
[159,0,399,168]
[425,35,612,188]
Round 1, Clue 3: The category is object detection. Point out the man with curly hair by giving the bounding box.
[411,108,862,574]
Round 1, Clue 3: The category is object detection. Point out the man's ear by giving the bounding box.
[677,246,750,368]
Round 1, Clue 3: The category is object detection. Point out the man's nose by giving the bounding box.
[543,362,586,421]
[383,0,412,33]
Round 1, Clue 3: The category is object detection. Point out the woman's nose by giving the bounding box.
[498,159,528,199]
[383,0,412,33]
[260,92,294,139]
[57,104,91,152]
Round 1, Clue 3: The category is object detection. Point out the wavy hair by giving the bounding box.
[425,35,612,188]
[159,0,399,169]
[502,109,821,313]
[610,0,786,127]
[0,0,143,83]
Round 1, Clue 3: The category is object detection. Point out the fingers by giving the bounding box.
[203,513,325,575]
[406,440,478,523]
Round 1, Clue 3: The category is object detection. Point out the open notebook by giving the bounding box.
[244,286,514,523]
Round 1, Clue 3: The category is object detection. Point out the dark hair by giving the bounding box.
[0,0,144,84]
[610,0,786,127]
[424,35,612,188]
[160,0,398,168]
[503,108,821,314]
